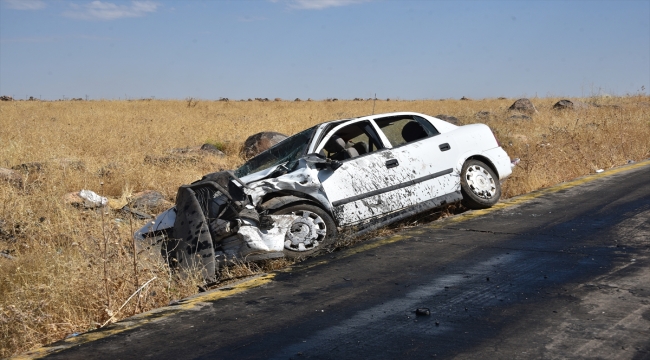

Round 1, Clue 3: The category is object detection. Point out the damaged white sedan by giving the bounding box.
[135,112,514,279]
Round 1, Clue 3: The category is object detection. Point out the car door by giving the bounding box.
[371,114,462,207]
[317,120,416,227]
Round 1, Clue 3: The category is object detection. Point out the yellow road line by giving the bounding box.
[15,274,275,359]
[15,159,649,359]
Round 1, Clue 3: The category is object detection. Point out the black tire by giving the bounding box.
[272,204,338,259]
[460,159,501,209]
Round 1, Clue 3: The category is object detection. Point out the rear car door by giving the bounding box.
[370,114,462,207]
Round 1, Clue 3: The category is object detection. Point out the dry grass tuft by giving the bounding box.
[1,96,649,356]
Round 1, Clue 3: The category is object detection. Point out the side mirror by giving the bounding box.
[330,160,343,171]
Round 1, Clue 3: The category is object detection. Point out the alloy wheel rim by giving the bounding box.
[465,165,496,199]
[284,210,327,252]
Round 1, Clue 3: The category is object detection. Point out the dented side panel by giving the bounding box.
[333,175,460,226]
[234,215,299,254]
[318,152,400,202]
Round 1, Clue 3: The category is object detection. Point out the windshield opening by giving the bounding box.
[234,126,316,178]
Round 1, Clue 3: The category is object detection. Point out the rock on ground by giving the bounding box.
[553,99,591,110]
[553,99,575,110]
[170,144,224,157]
[475,111,491,120]
[242,132,288,158]
[52,158,86,170]
[509,98,538,114]
[199,143,225,156]
[145,144,225,165]
[129,190,172,213]
[11,162,46,173]
[508,114,532,121]
[0,168,23,188]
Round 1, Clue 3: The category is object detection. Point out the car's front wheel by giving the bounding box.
[272,204,338,259]
[460,159,501,209]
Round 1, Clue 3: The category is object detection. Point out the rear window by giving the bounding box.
[374,115,439,147]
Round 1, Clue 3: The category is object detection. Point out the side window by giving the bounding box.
[413,115,440,136]
[320,121,383,161]
[374,115,439,147]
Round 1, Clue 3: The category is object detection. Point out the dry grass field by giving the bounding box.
[1,96,649,356]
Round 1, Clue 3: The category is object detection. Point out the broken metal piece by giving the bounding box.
[121,206,153,220]
[415,308,431,316]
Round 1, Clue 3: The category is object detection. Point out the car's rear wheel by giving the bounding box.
[460,159,501,209]
[272,204,338,259]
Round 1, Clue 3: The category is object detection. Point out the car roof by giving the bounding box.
[317,111,432,126]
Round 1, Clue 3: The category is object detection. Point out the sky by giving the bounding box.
[0,0,648,100]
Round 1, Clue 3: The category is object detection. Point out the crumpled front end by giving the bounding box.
[135,171,302,281]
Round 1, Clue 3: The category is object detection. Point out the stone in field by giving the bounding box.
[553,99,574,110]
[475,111,491,120]
[11,162,46,173]
[508,98,537,114]
[553,99,591,110]
[199,143,225,156]
[129,190,172,213]
[508,114,532,121]
[0,168,23,188]
[241,132,288,159]
[52,158,86,171]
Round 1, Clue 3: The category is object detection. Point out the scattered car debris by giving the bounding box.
[415,308,431,316]
[79,190,108,207]
[63,190,107,208]
[136,112,514,280]
[511,158,521,168]
[121,206,153,220]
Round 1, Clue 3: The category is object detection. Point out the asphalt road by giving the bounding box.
[30,162,650,360]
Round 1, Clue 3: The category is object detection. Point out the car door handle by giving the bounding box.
[385,159,399,168]
[439,143,451,151]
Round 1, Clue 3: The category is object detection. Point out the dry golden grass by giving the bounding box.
[1,96,649,356]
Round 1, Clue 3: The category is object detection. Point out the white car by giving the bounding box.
[136,112,513,279]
